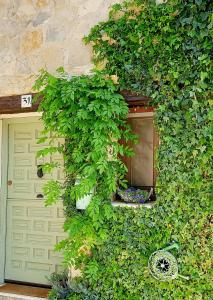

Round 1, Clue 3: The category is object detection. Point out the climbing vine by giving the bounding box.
[34,0,212,299]
[33,69,136,269]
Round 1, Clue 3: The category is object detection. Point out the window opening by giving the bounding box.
[114,112,157,207]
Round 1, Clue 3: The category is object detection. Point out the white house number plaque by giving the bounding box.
[21,94,32,108]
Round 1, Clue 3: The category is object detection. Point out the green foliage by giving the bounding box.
[81,0,212,299]
[33,70,135,266]
[34,0,212,299]
[85,0,212,97]
[48,271,98,300]
[43,180,63,206]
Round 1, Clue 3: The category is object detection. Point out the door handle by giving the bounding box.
[36,193,44,198]
[37,165,44,178]
[7,180,12,186]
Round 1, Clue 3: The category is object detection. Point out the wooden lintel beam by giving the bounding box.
[120,90,151,107]
[0,90,151,114]
[0,93,41,114]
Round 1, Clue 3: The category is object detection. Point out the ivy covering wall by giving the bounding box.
[34,0,212,299]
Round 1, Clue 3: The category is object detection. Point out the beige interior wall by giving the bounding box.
[0,0,123,97]
[124,117,154,187]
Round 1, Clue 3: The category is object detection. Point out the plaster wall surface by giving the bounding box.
[0,0,123,96]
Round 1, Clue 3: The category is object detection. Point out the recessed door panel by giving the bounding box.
[123,117,154,187]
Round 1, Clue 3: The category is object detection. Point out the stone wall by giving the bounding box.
[0,0,123,97]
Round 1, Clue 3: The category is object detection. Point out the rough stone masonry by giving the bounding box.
[0,0,123,97]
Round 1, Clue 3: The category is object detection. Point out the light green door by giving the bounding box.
[5,118,65,285]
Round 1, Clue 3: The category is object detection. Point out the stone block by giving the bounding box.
[16,0,37,23]
[33,12,51,26]
[0,1,9,18]
[46,27,65,43]
[21,30,43,53]
[16,57,31,75]
[35,0,49,8]
[26,53,44,74]
[68,40,92,68]
[0,55,16,76]
[0,20,24,39]
[41,46,65,73]
[0,35,8,53]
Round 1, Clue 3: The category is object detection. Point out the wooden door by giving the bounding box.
[5,118,65,285]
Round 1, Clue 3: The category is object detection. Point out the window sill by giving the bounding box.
[112,201,154,209]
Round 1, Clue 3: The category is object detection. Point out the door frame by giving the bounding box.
[0,113,41,284]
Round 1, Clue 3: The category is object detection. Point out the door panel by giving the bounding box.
[8,122,54,199]
[5,120,66,285]
[123,117,154,187]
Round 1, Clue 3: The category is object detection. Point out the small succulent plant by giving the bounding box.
[117,187,150,203]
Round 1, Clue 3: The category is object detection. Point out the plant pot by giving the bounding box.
[75,179,94,210]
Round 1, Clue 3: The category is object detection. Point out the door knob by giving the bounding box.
[7,180,12,186]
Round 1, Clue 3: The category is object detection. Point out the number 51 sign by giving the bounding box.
[21,94,32,108]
